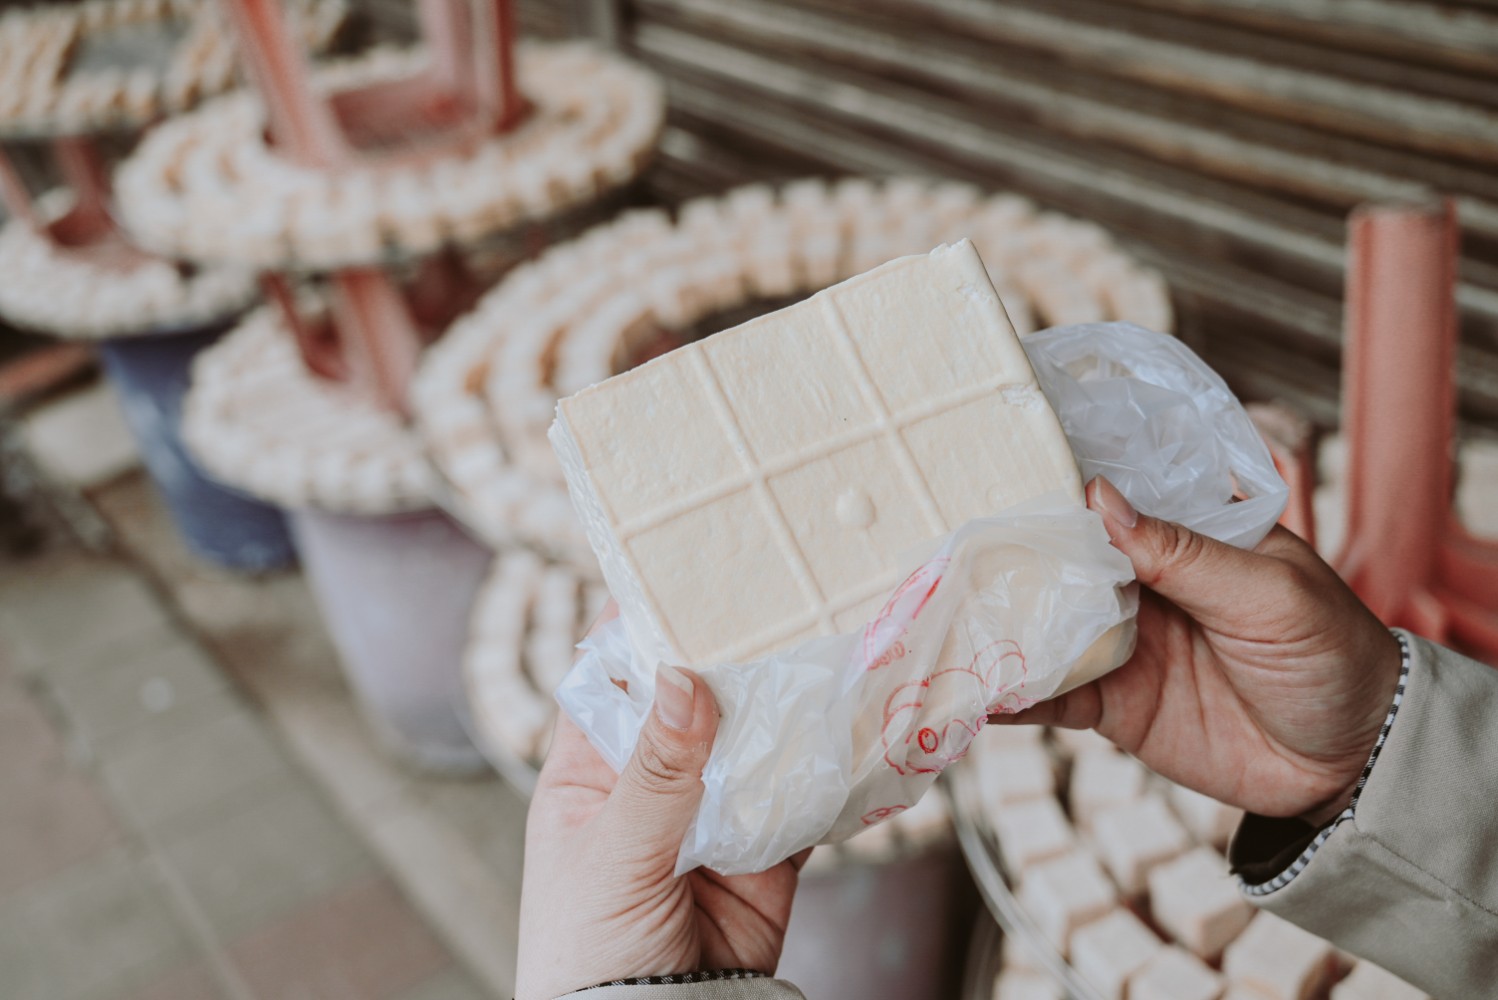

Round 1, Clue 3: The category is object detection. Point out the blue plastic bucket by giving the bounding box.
[95,324,296,572]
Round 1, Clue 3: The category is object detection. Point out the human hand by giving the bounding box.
[515,609,806,1000]
[996,477,1401,827]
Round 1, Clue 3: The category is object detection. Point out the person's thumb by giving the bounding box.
[601,664,719,866]
[1087,476,1266,626]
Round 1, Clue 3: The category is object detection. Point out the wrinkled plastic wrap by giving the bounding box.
[557,322,1288,876]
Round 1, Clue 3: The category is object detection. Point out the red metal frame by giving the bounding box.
[224,0,527,413]
[224,0,526,169]
[1334,200,1498,662]
[0,138,148,272]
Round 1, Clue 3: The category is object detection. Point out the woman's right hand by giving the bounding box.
[998,477,1402,827]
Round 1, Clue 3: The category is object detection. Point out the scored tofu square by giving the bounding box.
[1129,946,1224,1000]
[1168,784,1243,850]
[1223,912,1337,1000]
[1070,908,1163,1000]
[551,240,1082,667]
[1147,846,1253,962]
[1018,852,1117,957]
[993,796,1076,874]
[992,970,1064,1000]
[1091,796,1190,895]
[979,743,1058,810]
[1068,749,1148,831]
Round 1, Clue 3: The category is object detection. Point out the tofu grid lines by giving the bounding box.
[688,347,836,642]
[616,287,1032,663]
[818,295,949,537]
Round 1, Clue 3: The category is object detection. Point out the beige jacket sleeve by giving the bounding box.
[561,979,805,999]
[1231,631,1498,997]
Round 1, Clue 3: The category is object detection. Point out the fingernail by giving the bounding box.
[1090,476,1138,530]
[654,665,696,731]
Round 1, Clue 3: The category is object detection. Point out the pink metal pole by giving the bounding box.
[1334,199,1498,661]
[326,269,424,416]
[1248,402,1317,548]
[470,0,525,133]
[1337,201,1456,629]
[0,147,40,229]
[222,0,345,167]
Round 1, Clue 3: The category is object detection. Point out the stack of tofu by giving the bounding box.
[970,726,1427,1000]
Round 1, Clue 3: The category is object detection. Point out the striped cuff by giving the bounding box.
[576,970,768,991]
[1238,631,1411,898]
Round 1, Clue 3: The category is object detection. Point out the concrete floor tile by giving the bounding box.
[156,782,376,939]
[47,633,233,752]
[269,691,413,819]
[228,876,449,1000]
[0,685,122,896]
[116,963,227,1000]
[364,795,520,998]
[100,703,294,833]
[0,559,171,674]
[19,380,139,489]
[393,966,491,1000]
[416,779,528,879]
[0,847,195,1000]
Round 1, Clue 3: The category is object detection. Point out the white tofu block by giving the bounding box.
[1148,847,1253,961]
[1091,797,1190,895]
[1070,908,1162,1000]
[551,240,1084,670]
[993,797,1076,875]
[992,970,1064,1000]
[1069,750,1147,830]
[1129,946,1224,1000]
[1169,784,1243,851]
[1018,852,1117,956]
[979,744,1058,810]
[1330,963,1427,1000]
[1223,913,1337,1000]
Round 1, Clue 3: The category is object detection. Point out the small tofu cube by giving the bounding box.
[1169,784,1244,850]
[1148,847,1254,961]
[1069,750,1147,830]
[1003,930,1043,972]
[1092,796,1190,895]
[1130,946,1224,1000]
[1070,908,1163,1000]
[1223,913,1337,1000]
[1018,853,1117,956]
[980,744,1058,810]
[993,797,1076,875]
[1330,962,1427,1000]
[992,970,1064,1000]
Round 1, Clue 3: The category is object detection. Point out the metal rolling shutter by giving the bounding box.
[606,0,1498,434]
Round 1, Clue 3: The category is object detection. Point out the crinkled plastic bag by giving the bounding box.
[1025,322,1287,549]
[556,322,1288,876]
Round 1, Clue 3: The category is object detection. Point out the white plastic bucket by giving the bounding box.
[290,506,493,774]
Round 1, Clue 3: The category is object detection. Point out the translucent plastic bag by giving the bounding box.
[556,322,1287,876]
[1025,322,1288,549]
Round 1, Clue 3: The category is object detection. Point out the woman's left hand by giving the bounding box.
[515,651,806,1000]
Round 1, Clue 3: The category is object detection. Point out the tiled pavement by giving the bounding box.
[0,471,524,1000]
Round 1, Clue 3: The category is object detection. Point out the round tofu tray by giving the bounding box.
[947,727,1427,1000]
[948,760,1103,1000]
